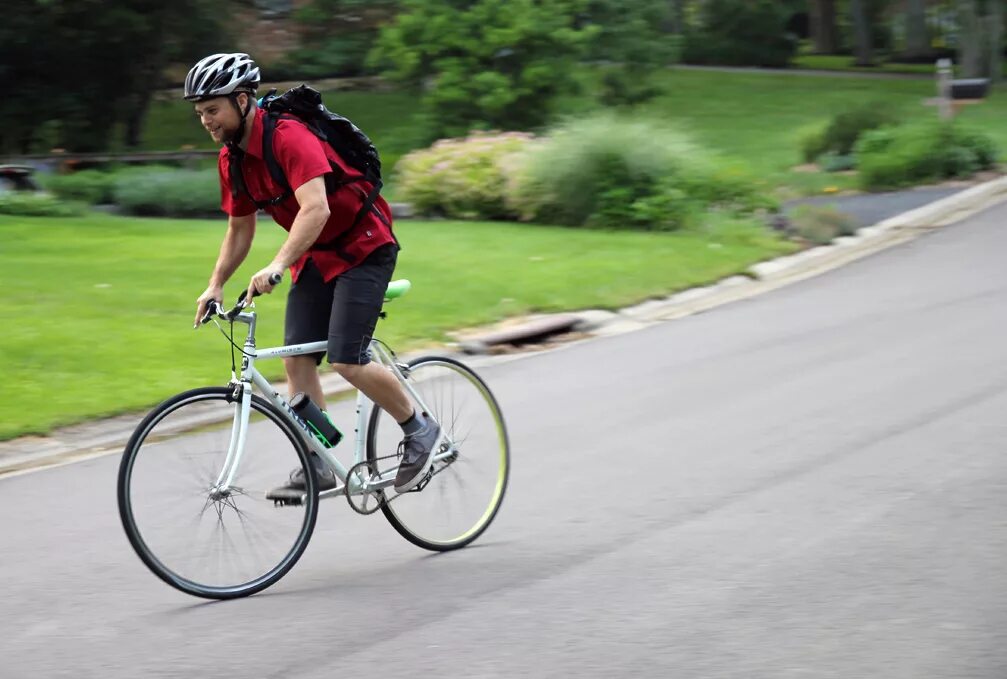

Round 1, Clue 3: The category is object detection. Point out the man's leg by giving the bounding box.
[284,355,326,408]
[330,361,412,422]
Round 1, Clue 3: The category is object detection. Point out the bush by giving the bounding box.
[510,113,774,230]
[113,168,220,217]
[0,192,86,217]
[787,204,859,245]
[395,131,534,220]
[800,102,897,163]
[682,0,798,68]
[41,169,116,205]
[856,122,999,191]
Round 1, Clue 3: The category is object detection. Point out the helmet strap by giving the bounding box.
[226,92,255,150]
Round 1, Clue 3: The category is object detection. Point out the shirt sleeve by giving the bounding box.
[271,119,334,192]
[218,152,257,217]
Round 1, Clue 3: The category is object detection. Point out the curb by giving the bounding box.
[3,176,1006,478]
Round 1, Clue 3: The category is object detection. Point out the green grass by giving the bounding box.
[0,211,794,440]
[632,69,1007,197]
[793,54,936,75]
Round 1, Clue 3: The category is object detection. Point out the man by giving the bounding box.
[186,52,439,494]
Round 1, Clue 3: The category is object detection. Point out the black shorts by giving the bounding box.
[284,244,398,365]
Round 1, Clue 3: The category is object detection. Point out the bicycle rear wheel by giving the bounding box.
[367,356,509,551]
[117,387,318,599]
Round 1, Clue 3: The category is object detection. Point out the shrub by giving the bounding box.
[395,131,534,220]
[0,192,86,217]
[800,102,896,163]
[818,152,857,173]
[41,169,116,204]
[856,122,999,191]
[788,204,860,245]
[682,0,798,68]
[510,113,773,230]
[113,168,220,217]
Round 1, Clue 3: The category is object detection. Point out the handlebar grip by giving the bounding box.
[234,272,285,309]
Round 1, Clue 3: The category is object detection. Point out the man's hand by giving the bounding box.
[194,285,224,328]
[246,264,285,303]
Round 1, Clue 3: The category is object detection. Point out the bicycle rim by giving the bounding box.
[117,387,318,599]
[368,356,509,551]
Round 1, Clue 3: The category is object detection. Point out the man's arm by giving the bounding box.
[194,212,257,327]
[246,175,330,299]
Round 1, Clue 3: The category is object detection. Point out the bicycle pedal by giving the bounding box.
[267,489,306,507]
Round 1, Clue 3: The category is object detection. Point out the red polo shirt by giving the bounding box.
[218,107,396,282]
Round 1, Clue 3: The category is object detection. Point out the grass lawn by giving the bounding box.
[0,212,795,440]
[632,69,1007,197]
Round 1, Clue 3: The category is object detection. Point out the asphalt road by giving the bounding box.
[2,202,1005,678]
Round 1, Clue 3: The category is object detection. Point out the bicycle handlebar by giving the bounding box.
[199,272,283,326]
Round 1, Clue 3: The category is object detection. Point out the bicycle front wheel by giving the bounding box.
[367,356,509,551]
[117,387,318,599]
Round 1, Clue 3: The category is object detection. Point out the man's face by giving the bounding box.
[193,94,247,144]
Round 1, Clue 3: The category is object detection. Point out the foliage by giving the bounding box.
[800,101,897,163]
[510,113,774,230]
[40,170,118,205]
[581,0,677,107]
[271,0,399,79]
[370,0,595,140]
[395,132,534,220]
[0,0,228,154]
[787,203,859,244]
[681,0,798,68]
[0,192,86,217]
[113,168,221,217]
[855,121,999,190]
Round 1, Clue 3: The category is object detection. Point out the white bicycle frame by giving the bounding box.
[208,304,452,500]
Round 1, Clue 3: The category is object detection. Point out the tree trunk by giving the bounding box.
[904,0,929,59]
[810,0,838,54]
[989,0,1004,83]
[849,0,874,66]
[958,0,984,78]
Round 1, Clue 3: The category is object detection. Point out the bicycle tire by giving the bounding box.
[117,386,318,599]
[366,356,509,551]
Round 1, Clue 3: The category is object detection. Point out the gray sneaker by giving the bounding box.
[394,421,441,493]
[266,460,337,500]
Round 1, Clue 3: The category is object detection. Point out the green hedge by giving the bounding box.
[112,168,220,217]
[0,192,86,217]
[856,122,999,191]
[41,169,117,205]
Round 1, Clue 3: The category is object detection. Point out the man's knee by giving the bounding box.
[330,361,366,381]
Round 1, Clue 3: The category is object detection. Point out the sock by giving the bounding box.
[399,409,427,437]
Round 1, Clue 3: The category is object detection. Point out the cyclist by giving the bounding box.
[185,52,439,494]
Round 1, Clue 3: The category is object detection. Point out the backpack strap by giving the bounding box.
[256,113,294,209]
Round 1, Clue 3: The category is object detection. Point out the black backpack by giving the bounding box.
[233,84,387,229]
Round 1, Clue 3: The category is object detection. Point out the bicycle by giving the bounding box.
[116,275,510,599]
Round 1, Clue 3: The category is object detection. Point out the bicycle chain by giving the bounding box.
[343,445,456,516]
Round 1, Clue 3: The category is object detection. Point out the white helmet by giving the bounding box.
[184,53,261,102]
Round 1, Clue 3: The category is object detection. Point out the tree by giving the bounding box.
[371,0,595,140]
[957,0,1003,80]
[809,0,839,54]
[582,0,675,106]
[0,0,228,154]
[849,0,874,66]
[903,0,929,60]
